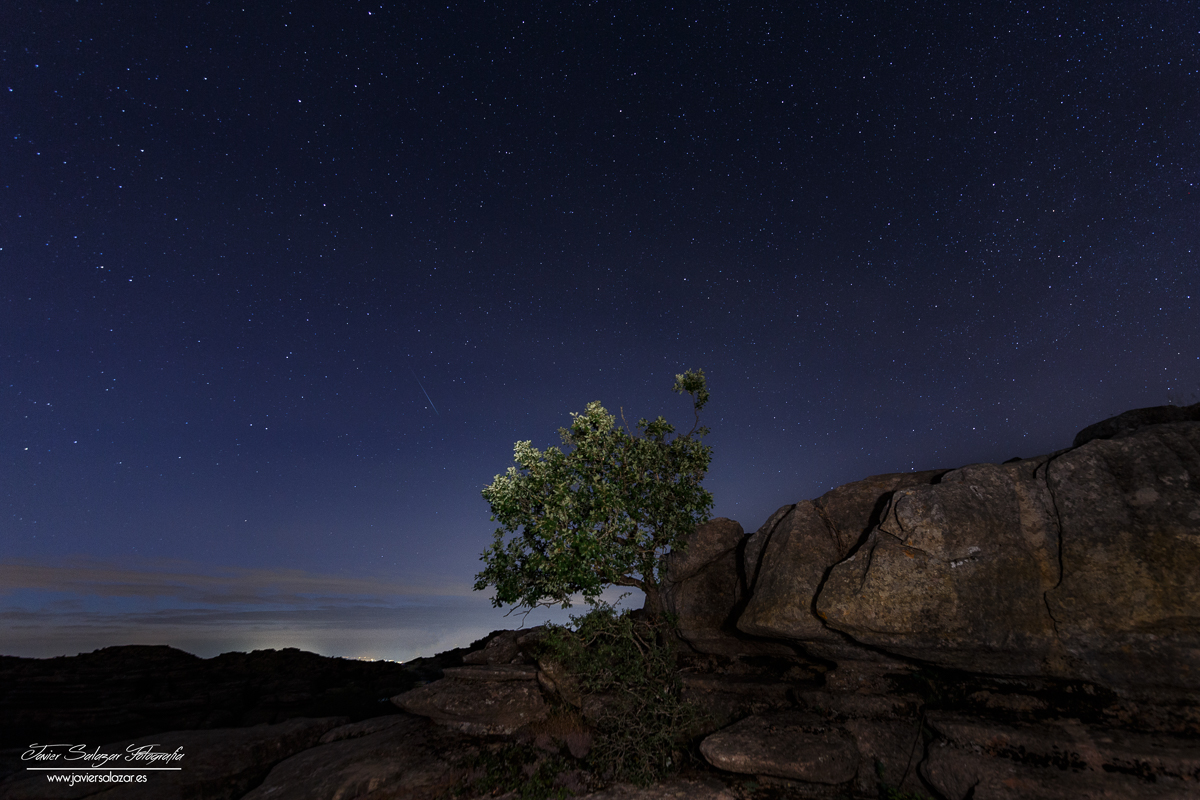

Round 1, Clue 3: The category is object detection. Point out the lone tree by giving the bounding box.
[475,369,713,619]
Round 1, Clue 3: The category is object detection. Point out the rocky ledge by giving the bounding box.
[2,402,1198,799]
[385,401,1200,798]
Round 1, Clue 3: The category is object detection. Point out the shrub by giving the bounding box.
[537,602,704,786]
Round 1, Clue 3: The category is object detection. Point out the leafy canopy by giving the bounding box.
[475,370,713,614]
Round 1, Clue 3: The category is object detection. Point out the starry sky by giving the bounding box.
[3,1,1198,661]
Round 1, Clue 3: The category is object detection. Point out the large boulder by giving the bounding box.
[665,517,745,583]
[815,455,1066,675]
[660,517,745,654]
[1073,401,1200,447]
[698,710,859,785]
[699,706,931,796]
[1044,422,1200,693]
[461,630,524,665]
[738,501,843,647]
[736,470,946,662]
[661,518,792,657]
[815,422,1200,693]
[391,664,548,735]
[242,714,476,800]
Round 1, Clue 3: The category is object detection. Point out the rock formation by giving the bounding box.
[660,410,1198,797]
[737,469,947,663]
[2,405,1196,799]
[816,421,1200,695]
[1072,400,1200,447]
[241,715,481,800]
[392,664,550,735]
[384,409,1198,796]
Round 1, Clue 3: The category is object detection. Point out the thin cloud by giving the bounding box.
[0,560,646,659]
[0,557,477,604]
[0,600,556,661]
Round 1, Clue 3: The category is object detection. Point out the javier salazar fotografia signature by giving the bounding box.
[22,742,184,787]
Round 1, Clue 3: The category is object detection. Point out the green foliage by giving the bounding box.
[538,602,704,786]
[458,743,575,800]
[475,370,713,615]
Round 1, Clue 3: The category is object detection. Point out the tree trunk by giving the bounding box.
[641,582,663,622]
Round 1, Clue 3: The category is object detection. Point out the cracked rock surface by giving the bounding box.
[815,422,1200,693]
[698,709,859,784]
[391,664,549,735]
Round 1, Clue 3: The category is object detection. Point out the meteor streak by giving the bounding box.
[409,368,440,416]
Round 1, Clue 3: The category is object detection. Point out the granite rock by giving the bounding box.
[661,518,793,657]
[816,422,1200,692]
[1073,401,1200,447]
[736,470,945,662]
[920,709,1200,800]
[242,713,476,800]
[698,710,859,785]
[391,664,548,735]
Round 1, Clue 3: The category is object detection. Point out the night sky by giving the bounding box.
[3,1,1198,661]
